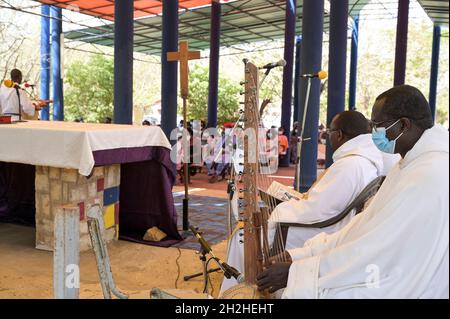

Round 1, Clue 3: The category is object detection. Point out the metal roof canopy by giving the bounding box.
[417,0,449,26]
[36,0,214,20]
[62,0,371,55]
[44,0,448,56]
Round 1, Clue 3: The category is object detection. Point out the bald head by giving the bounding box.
[328,111,370,152]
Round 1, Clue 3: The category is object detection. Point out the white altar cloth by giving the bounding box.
[0,121,171,176]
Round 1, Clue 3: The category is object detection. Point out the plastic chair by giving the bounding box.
[272,176,386,250]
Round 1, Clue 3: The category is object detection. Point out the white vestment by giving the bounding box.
[0,85,35,120]
[220,134,399,295]
[283,125,449,299]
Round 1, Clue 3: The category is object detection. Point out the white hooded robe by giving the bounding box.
[283,125,449,299]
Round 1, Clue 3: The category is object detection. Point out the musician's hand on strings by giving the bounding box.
[256,262,291,293]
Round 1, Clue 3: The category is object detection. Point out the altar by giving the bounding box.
[0,121,182,251]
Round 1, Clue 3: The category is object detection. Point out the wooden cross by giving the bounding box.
[167,40,200,231]
[167,41,201,99]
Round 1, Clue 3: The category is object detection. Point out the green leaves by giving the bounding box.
[182,65,240,125]
[65,55,114,123]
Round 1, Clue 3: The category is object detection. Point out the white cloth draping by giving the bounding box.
[0,121,172,176]
[284,125,449,299]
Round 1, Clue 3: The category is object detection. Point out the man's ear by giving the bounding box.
[337,129,344,141]
[400,117,412,132]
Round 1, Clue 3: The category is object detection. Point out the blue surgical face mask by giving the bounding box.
[372,119,404,154]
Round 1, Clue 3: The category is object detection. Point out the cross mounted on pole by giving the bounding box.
[167,40,201,231]
[167,40,201,99]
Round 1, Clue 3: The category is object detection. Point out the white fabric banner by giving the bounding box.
[0,121,172,176]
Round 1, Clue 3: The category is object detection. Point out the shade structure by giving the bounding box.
[36,0,214,20]
[28,0,448,57]
[62,0,372,56]
[417,0,449,26]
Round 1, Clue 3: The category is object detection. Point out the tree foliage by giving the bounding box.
[65,55,114,123]
[183,65,241,125]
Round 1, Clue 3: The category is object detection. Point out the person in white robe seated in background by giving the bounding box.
[220,110,400,295]
[256,85,449,299]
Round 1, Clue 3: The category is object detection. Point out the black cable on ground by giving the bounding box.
[174,247,182,289]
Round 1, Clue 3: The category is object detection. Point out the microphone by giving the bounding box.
[24,82,36,88]
[260,59,287,70]
[190,226,244,282]
[301,70,328,80]
[3,80,21,89]
[217,258,245,283]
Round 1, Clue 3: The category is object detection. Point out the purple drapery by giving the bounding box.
[93,146,182,246]
[0,163,35,225]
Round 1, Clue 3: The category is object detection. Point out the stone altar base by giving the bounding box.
[35,165,121,252]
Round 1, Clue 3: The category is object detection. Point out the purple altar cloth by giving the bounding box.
[93,146,182,246]
[0,146,182,247]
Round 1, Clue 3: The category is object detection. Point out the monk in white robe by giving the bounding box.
[220,111,399,295]
[257,85,449,299]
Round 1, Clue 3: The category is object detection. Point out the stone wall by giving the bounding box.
[35,165,121,252]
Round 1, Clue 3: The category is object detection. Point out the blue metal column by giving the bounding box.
[348,16,359,111]
[394,0,409,86]
[40,5,50,121]
[293,36,302,124]
[207,0,221,129]
[114,0,134,124]
[325,0,348,168]
[161,0,179,140]
[280,0,297,167]
[429,25,441,121]
[296,0,324,192]
[51,6,63,121]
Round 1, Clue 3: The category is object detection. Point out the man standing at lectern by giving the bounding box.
[0,69,42,120]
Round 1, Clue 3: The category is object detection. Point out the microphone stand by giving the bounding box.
[295,76,312,192]
[259,68,272,88]
[14,87,26,123]
[185,226,240,294]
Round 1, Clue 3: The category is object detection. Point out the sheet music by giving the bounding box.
[266,181,304,202]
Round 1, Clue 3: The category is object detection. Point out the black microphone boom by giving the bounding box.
[190,226,212,254]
